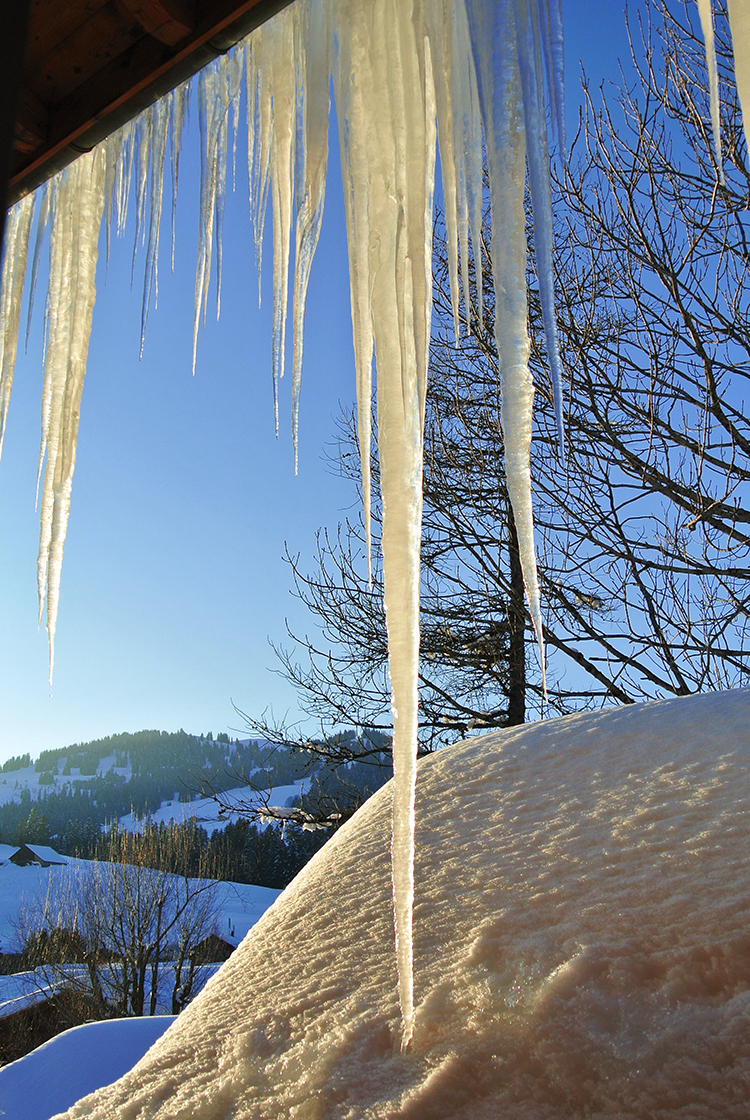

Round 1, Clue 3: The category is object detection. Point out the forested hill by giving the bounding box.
[0,730,307,853]
[0,729,393,874]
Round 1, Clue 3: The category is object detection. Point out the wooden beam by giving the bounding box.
[8,0,294,205]
[1,0,32,240]
[119,0,196,47]
[14,87,49,155]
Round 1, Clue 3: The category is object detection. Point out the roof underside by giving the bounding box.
[10,0,293,206]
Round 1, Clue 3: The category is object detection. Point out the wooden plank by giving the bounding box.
[13,88,48,154]
[119,0,196,46]
[9,0,294,204]
[25,2,146,105]
[23,0,110,69]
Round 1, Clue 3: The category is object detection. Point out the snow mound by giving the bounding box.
[54,691,750,1118]
[0,1016,175,1120]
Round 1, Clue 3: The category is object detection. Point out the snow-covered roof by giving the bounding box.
[0,843,17,864]
[12,844,66,865]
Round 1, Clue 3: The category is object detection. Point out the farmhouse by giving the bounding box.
[9,844,66,868]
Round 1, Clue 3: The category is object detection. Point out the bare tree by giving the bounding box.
[245,0,750,757]
[18,823,221,1018]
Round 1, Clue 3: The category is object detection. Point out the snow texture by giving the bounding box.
[0,1016,175,1120]
[48,689,750,1119]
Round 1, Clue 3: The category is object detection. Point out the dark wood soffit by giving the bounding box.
[9,0,295,206]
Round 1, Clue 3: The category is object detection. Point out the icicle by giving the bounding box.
[291,0,330,468]
[514,0,565,449]
[246,41,272,307]
[428,0,462,343]
[133,108,153,286]
[465,0,546,684]
[25,185,48,350]
[333,0,436,1049]
[259,7,298,434]
[36,147,107,683]
[540,0,565,150]
[170,83,189,273]
[449,1,484,329]
[140,95,171,355]
[698,0,725,184]
[216,51,244,321]
[194,65,215,372]
[114,120,136,239]
[193,56,242,373]
[0,194,35,458]
[332,4,382,584]
[727,0,750,155]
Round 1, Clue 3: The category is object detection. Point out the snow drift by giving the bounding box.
[0,1016,175,1120]
[53,689,750,1118]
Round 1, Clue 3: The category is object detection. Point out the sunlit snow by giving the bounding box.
[49,690,750,1118]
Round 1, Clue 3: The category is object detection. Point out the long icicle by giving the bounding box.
[698,0,726,184]
[333,5,376,581]
[332,0,436,1049]
[37,147,107,682]
[728,0,750,139]
[514,0,566,449]
[0,193,35,459]
[291,0,330,470]
[465,0,547,686]
[263,7,297,436]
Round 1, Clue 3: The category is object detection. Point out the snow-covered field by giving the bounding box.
[45,690,750,1119]
[0,857,280,963]
[0,1016,175,1120]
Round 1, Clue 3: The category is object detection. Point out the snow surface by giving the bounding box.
[50,690,750,1118]
[0,858,280,958]
[0,1016,175,1120]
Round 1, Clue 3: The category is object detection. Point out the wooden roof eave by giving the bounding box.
[9,0,294,207]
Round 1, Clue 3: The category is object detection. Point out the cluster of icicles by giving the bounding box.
[0,0,741,1048]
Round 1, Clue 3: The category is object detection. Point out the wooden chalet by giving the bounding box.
[9,843,67,867]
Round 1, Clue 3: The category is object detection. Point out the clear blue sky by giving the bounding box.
[0,2,634,763]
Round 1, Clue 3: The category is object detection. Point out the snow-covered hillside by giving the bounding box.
[117,781,306,835]
[0,757,130,808]
[0,856,280,959]
[51,690,750,1118]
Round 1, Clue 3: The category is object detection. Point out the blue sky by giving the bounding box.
[0,2,634,763]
